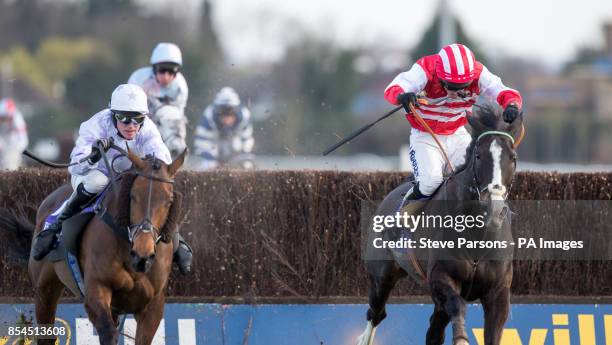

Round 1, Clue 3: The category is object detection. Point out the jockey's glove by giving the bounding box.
[87,147,102,165]
[87,138,113,165]
[396,92,418,113]
[96,138,113,151]
[503,104,521,123]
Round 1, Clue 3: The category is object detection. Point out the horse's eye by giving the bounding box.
[475,153,481,160]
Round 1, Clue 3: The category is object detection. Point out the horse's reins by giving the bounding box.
[458,130,516,299]
[408,102,456,173]
[128,160,175,247]
[407,102,526,177]
[90,145,175,248]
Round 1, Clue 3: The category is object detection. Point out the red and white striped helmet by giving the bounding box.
[435,43,476,84]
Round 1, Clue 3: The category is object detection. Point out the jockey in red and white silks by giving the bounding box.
[0,98,28,170]
[384,43,522,199]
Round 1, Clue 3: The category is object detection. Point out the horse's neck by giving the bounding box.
[433,166,475,201]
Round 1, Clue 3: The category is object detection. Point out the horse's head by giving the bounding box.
[123,148,186,273]
[466,103,523,229]
[154,105,188,159]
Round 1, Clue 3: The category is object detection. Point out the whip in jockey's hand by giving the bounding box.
[396,92,418,113]
[32,84,193,275]
[384,43,523,202]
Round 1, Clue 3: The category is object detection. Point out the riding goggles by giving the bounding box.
[113,111,146,125]
[440,79,472,91]
[154,63,180,76]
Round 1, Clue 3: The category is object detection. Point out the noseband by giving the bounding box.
[470,131,516,200]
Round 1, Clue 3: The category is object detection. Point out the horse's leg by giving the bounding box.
[430,274,469,345]
[84,283,118,345]
[356,260,403,345]
[482,286,510,345]
[134,293,165,345]
[34,265,64,345]
[426,305,450,345]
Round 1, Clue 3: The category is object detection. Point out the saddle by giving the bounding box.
[44,192,106,298]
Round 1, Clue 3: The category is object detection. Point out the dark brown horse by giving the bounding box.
[357,104,522,345]
[3,149,186,345]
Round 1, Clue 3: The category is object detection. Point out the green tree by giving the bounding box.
[411,13,487,64]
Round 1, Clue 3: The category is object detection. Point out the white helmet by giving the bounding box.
[213,87,240,107]
[110,84,149,114]
[150,42,183,66]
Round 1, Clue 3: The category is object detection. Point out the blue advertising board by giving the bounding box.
[1,303,610,344]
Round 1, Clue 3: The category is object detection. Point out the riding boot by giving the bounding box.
[32,183,97,261]
[173,232,193,275]
[399,183,429,215]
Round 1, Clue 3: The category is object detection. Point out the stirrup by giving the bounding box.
[32,227,60,260]
[174,240,193,275]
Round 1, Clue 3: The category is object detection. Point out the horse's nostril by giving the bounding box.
[130,250,137,257]
[149,253,156,261]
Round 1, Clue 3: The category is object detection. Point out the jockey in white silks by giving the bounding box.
[128,42,188,117]
[128,43,189,160]
[0,98,28,170]
[32,84,193,274]
[194,87,255,170]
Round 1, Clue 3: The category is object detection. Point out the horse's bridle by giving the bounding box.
[128,169,175,246]
[469,131,516,201]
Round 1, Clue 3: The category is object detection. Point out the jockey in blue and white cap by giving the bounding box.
[32,84,193,274]
[194,87,254,170]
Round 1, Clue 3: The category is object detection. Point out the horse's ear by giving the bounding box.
[168,148,187,177]
[467,113,486,135]
[127,148,146,171]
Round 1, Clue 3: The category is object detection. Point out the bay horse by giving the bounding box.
[357,104,523,345]
[2,149,186,345]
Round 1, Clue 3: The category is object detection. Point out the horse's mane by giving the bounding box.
[115,173,137,229]
[452,103,503,174]
[114,163,182,243]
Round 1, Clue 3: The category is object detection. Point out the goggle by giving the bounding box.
[154,64,180,76]
[113,111,146,125]
[155,68,178,76]
[441,80,472,91]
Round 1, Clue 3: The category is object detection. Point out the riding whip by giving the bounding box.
[323,98,432,156]
[408,103,455,173]
[322,105,403,156]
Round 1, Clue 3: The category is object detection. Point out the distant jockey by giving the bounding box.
[0,98,28,170]
[194,87,254,170]
[128,42,189,118]
[384,43,522,201]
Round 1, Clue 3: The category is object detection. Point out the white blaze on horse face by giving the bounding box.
[488,140,507,201]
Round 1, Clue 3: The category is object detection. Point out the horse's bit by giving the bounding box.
[128,166,175,247]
